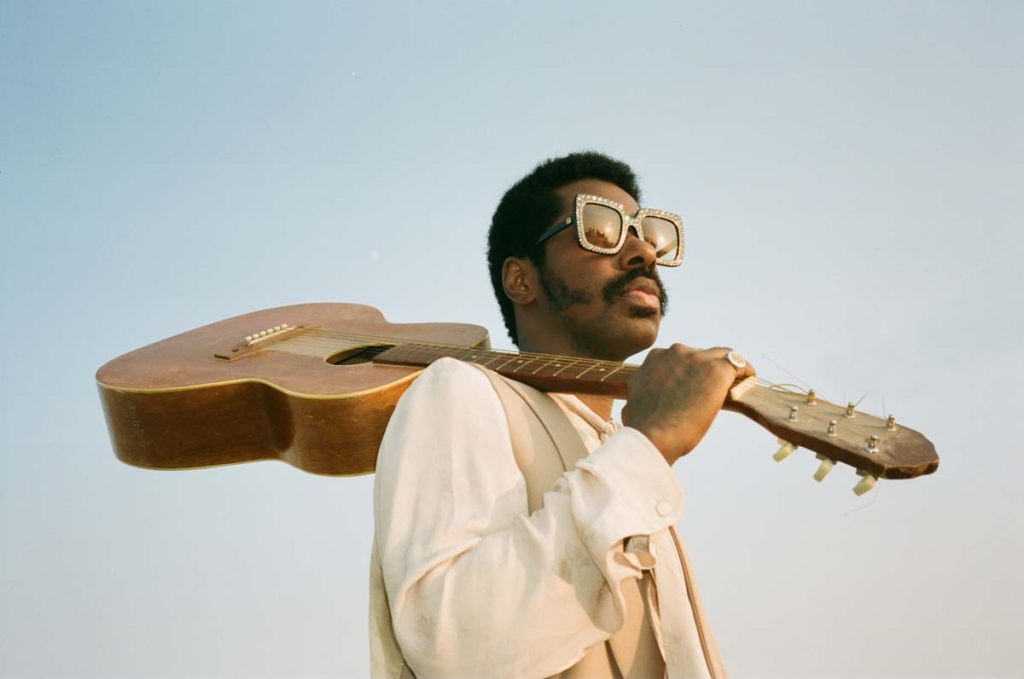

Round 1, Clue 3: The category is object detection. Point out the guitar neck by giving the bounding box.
[373,342,783,407]
[372,343,635,397]
[372,342,939,481]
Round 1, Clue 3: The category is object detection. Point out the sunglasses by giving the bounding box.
[534,194,685,266]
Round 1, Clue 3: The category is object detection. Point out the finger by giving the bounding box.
[643,343,692,364]
[736,361,756,380]
[641,347,665,365]
[704,347,755,379]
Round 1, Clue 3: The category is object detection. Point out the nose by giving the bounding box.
[617,224,657,270]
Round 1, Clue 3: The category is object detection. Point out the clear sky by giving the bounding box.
[1,1,1021,677]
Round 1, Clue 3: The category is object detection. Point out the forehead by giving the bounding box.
[554,179,640,215]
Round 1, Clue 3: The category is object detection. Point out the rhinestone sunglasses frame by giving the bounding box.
[534,193,685,267]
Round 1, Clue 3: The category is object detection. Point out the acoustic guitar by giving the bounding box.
[96,303,938,494]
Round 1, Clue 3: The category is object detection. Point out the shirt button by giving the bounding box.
[656,500,673,517]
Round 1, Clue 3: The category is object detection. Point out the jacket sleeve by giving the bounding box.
[373,358,684,678]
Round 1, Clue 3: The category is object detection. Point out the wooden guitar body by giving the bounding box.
[96,303,489,475]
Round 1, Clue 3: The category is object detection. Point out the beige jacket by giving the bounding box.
[370,358,725,678]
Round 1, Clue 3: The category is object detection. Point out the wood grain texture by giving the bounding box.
[96,303,487,475]
[724,386,938,479]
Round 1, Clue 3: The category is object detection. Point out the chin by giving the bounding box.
[623,327,659,359]
[602,317,661,362]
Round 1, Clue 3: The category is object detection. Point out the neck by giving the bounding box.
[575,393,615,421]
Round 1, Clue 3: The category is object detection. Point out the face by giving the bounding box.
[535,179,669,361]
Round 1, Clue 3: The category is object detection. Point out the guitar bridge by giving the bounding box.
[214,323,306,361]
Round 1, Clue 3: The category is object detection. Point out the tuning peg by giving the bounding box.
[813,454,835,482]
[853,471,878,496]
[774,439,797,462]
[844,402,856,418]
[885,415,897,431]
[805,389,817,405]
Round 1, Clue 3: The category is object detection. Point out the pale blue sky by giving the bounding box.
[2,1,1022,677]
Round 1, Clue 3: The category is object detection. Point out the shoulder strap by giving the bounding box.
[476,365,668,678]
[473,365,589,512]
[394,364,607,679]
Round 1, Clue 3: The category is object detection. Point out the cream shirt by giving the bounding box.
[370,358,715,678]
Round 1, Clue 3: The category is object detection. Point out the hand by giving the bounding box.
[621,344,756,466]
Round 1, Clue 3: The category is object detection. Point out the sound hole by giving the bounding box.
[326,344,393,365]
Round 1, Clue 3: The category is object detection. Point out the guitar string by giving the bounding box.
[242,335,902,441]
[250,331,806,396]
[291,329,904,427]
[258,330,777,378]
[234,329,901,457]
[265,335,888,433]
[266,330,759,384]
[237,324,826,398]
[295,329,810,393]
[292,327,799,383]
[295,329,630,368]
[276,341,624,376]
[268,327,800,382]
[269,330,632,372]
[759,352,812,390]
[278,337,638,381]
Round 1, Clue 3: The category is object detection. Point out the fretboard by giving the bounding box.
[372,343,636,397]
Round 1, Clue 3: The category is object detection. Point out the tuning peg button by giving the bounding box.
[853,472,878,496]
[774,440,797,462]
[813,455,835,482]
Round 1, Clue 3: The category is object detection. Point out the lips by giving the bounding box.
[621,280,662,309]
[623,280,661,298]
[602,270,667,315]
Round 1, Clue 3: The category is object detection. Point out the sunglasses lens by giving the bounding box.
[581,203,623,249]
[641,216,681,262]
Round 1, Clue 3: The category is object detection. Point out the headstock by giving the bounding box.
[725,378,939,495]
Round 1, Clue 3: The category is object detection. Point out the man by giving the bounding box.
[370,152,754,678]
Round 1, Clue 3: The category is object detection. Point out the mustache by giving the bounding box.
[602,269,669,311]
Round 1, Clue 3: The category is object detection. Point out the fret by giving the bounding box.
[508,357,534,373]
[530,357,559,375]
[492,356,520,371]
[552,359,583,377]
[599,364,625,382]
[574,362,600,379]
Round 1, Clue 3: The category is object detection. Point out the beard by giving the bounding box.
[538,266,669,318]
[536,264,670,360]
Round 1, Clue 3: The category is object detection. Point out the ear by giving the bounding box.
[501,257,538,306]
